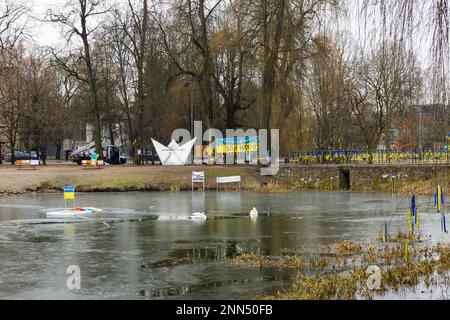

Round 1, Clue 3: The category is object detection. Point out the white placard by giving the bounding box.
[216,176,241,184]
[31,160,39,166]
[192,171,205,182]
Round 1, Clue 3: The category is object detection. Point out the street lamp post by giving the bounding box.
[190,84,194,164]
[419,106,422,149]
[185,81,194,164]
[414,106,422,149]
[190,84,194,142]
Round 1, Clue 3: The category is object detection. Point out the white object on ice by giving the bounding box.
[46,207,100,218]
[189,212,207,221]
[250,207,258,217]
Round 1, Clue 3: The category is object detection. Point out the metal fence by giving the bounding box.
[293,149,450,165]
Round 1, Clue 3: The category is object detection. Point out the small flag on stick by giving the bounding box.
[64,186,75,200]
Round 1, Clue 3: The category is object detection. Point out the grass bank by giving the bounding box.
[290,175,448,197]
[395,179,448,196]
[0,165,291,194]
[0,164,446,196]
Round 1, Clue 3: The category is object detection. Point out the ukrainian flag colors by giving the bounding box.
[408,208,413,232]
[215,136,259,154]
[435,185,444,212]
[293,149,449,165]
[64,186,75,200]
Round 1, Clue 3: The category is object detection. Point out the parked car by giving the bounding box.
[4,151,39,162]
[119,152,127,164]
[70,146,127,165]
[71,151,92,165]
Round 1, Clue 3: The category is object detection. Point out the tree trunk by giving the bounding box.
[10,144,15,166]
[108,121,115,146]
[261,0,286,155]
[133,0,149,165]
[225,103,237,128]
[198,0,216,128]
[55,142,62,160]
[80,0,103,160]
[40,145,47,165]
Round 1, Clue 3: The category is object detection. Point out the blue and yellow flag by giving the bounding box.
[435,185,444,212]
[64,186,75,200]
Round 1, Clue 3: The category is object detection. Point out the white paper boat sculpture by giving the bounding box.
[151,138,197,166]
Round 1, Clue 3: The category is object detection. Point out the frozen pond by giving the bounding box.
[0,191,447,299]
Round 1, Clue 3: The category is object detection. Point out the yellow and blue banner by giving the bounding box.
[215,137,259,154]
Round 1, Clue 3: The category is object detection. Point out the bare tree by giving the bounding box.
[306,35,348,151]
[0,45,26,164]
[155,0,223,130]
[20,52,66,164]
[0,0,28,50]
[362,0,450,103]
[346,43,420,149]
[259,0,286,153]
[0,1,28,164]
[115,0,150,164]
[47,0,109,159]
[211,0,257,128]
[105,8,136,160]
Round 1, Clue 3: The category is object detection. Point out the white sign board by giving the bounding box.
[63,139,74,151]
[216,176,241,184]
[192,171,205,191]
[192,172,205,182]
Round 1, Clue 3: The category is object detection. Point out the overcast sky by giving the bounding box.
[29,0,65,47]
[29,0,129,47]
[27,0,432,68]
[28,0,363,54]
